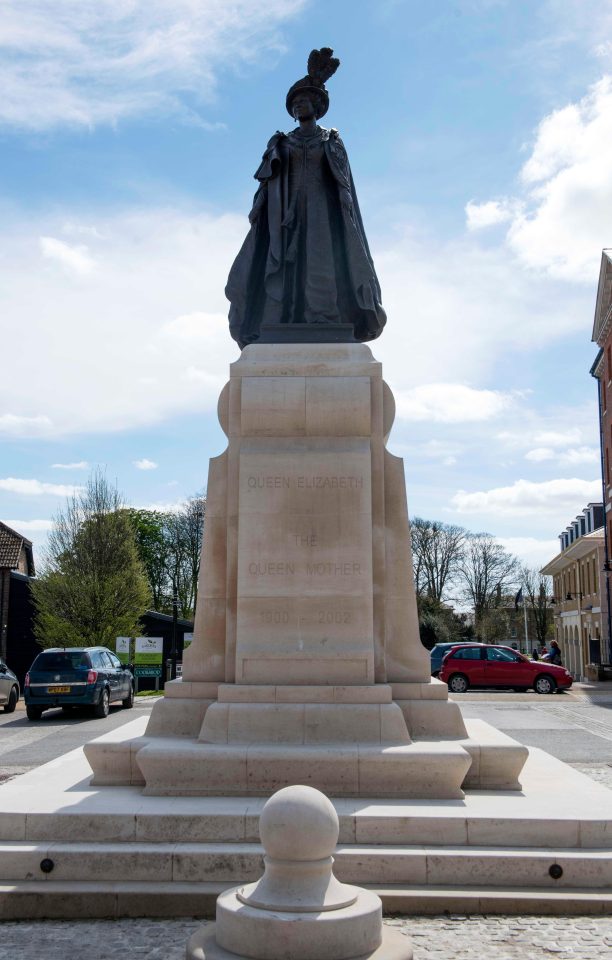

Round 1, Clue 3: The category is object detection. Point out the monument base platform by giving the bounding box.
[1,717,612,918]
[186,924,413,960]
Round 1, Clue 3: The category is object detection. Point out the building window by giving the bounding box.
[604,378,608,411]
[593,558,598,595]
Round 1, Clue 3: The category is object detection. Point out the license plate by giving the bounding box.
[47,685,70,694]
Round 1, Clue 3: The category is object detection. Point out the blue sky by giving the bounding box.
[2,0,612,570]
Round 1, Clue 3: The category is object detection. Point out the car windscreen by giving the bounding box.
[31,651,91,672]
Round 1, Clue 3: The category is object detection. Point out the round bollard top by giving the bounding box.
[259,785,339,861]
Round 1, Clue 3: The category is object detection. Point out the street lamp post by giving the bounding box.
[169,581,179,682]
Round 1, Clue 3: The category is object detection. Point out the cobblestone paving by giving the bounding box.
[1,916,611,959]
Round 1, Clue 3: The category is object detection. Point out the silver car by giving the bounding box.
[0,659,19,713]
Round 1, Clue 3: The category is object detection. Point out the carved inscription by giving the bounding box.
[247,475,363,489]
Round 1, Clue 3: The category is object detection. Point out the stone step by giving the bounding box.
[1,880,611,920]
[2,841,612,889]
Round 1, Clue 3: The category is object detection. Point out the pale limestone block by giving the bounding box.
[245,745,360,796]
[397,700,468,739]
[0,844,49,881]
[357,744,470,799]
[46,842,174,882]
[354,814,468,847]
[198,516,227,599]
[184,597,226,682]
[304,704,383,744]
[305,376,371,436]
[379,703,412,743]
[241,377,306,436]
[172,844,263,883]
[25,812,137,842]
[275,685,334,702]
[0,814,25,841]
[227,703,306,744]
[218,684,277,703]
[580,820,612,847]
[390,681,449,701]
[144,698,211,738]
[466,817,579,849]
[333,846,428,885]
[164,680,219,699]
[198,703,230,743]
[139,743,248,797]
[136,812,246,843]
[334,685,391,703]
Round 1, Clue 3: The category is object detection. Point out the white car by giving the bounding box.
[0,659,20,713]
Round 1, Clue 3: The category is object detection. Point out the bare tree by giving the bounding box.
[166,493,206,618]
[520,565,553,647]
[410,517,467,600]
[457,533,519,639]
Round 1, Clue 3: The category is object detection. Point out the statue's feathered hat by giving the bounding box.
[286,47,340,120]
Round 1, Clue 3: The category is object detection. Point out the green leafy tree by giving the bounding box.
[125,493,205,619]
[32,471,151,649]
[417,595,475,650]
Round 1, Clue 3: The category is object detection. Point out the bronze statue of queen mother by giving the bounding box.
[226,48,386,348]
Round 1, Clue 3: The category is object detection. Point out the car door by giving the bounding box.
[447,646,487,685]
[484,646,531,687]
[99,650,122,702]
[0,660,9,704]
[108,651,129,698]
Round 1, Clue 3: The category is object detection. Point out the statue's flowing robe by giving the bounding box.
[226,127,386,347]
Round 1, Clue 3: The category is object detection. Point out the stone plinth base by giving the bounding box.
[136,739,471,798]
[187,924,412,960]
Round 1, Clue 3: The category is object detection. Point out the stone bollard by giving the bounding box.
[186,784,413,960]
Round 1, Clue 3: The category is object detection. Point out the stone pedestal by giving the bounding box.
[186,785,412,960]
[85,344,526,797]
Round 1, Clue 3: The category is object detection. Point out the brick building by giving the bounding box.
[590,249,612,665]
[0,521,36,671]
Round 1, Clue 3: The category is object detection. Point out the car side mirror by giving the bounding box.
[0,665,7,674]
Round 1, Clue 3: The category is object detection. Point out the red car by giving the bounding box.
[439,643,573,695]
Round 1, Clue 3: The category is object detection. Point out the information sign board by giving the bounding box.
[115,636,131,665]
[134,636,163,665]
[134,665,162,678]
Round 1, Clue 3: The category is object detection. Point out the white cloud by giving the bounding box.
[470,76,612,282]
[51,461,88,470]
[2,518,54,533]
[0,201,595,439]
[133,458,158,471]
[465,199,518,231]
[0,478,84,497]
[40,236,95,276]
[0,414,53,437]
[0,0,306,131]
[394,383,515,423]
[451,477,602,518]
[0,207,241,436]
[497,536,562,570]
[525,445,599,465]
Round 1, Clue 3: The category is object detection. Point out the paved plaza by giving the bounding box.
[0,916,611,959]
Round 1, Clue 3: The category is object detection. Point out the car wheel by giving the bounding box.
[534,675,556,695]
[122,684,134,709]
[26,705,43,721]
[93,688,110,718]
[3,686,18,713]
[448,673,469,694]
